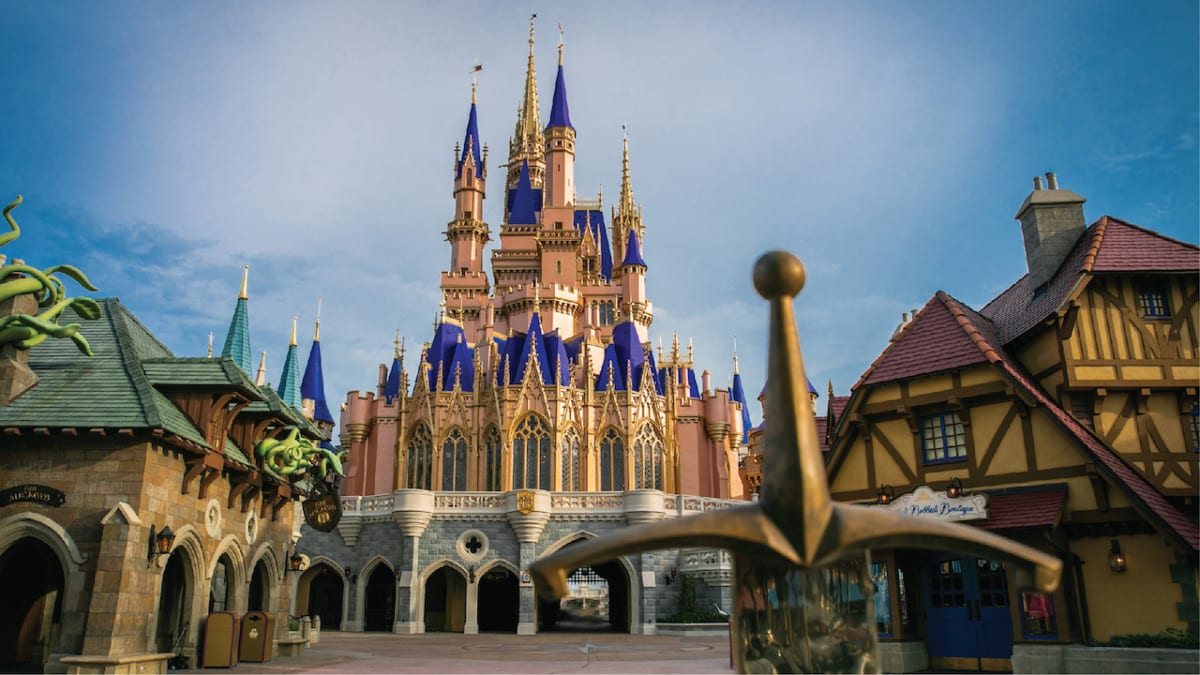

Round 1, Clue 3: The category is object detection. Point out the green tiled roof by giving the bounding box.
[143,358,262,399]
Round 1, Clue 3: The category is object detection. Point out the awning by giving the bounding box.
[976,485,1067,531]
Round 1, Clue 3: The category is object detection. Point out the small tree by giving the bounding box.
[666,573,726,623]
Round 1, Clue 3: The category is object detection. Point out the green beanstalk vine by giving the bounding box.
[254,427,347,482]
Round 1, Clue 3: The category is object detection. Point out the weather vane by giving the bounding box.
[531,250,1061,673]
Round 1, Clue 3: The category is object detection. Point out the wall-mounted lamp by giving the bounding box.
[877,485,895,505]
[344,565,357,584]
[665,567,678,585]
[285,548,306,574]
[147,525,175,566]
[1108,539,1127,574]
[947,477,963,499]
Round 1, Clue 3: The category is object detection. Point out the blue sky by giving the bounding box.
[2,0,1197,430]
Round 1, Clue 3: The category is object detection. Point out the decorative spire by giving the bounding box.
[300,312,334,425]
[732,333,739,374]
[546,36,573,130]
[394,329,402,358]
[512,13,542,160]
[458,81,483,179]
[220,266,253,374]
[619,227,646,268]
[207,332,213,358]
[314,297,322,341]
[619,126,635,216]
[277,317,302,410]
[289,315,298,347]
[255,351,267,386]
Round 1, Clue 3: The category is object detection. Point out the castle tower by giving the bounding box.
[442,83,492,339]
[541,40,576,215]
[506,14,545,201]
[300,308,335,434]
[220,265,252,374]
[611,130,644,278]
[277,315,302,410]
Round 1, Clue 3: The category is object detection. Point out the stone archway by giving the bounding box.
[423,566,467,633]
[537,537,635,633]
[0,537,65,670]
[363,565,396,632]
[155,547,196,655]
[299,563,345,630]
[247,559,272,612]
[476,565,519,633]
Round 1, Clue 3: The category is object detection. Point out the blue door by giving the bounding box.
[924,556,1014,671]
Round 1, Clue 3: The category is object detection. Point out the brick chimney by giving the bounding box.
[0,259,40,405]
[1015,172,1086,290]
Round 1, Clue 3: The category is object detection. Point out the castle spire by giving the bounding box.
[619,125,634,215]
[458,81,483,179]
[300,303,334,427]
[546,37,573,130]
[255,350,267,387]
[220,265,252,374]
[508,13,544,193]
[276,315,302,410]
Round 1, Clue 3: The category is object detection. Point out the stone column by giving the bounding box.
[640,551,658,635]
[505,491,551,635]
[0,277,38,405]
[83,503,160,657]
[392,490,433,634]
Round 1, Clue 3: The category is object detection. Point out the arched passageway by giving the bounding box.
[0,538,65,670]
[247,559,271,612]
[155,548,194,654]
[363,566,396,632]
[476,567,519,633]
[208,553,234,613]
[538,544,632,633]
[301,564,345,630]
[423,566,466,632]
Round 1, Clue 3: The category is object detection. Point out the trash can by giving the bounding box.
[201,611,240,668]
[238,611,274,663]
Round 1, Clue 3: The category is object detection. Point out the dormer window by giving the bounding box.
[1135,281,1170,318]
[921,413,967,464]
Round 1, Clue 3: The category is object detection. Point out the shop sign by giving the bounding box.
[877,485,987,522]
[0,484,66,507]
[303,488,342,532]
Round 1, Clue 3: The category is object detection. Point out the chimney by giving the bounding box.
[1014,172,1086,290]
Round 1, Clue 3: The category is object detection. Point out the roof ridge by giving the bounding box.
[937,292,1001,364]
[106,299,164,428]
[1100,214,1200,251]
[1080,216,1109,274]
[851,293,940,391]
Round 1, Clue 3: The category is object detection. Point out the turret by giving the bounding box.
[447,82,489,275]
[542,39,576,211]
[611,130,644,276]
[507,14,545,203]
[618,228,647,308]
[220,265,252,374]
[277,315,302,410]
[300,303,335,433]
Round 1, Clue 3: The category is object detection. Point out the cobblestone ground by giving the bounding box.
[182,630,734,674]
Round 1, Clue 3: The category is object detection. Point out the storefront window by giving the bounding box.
[1019,591,1057,639]
[871,561,892,637]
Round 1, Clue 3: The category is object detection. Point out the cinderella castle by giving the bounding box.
[290,20,758,635]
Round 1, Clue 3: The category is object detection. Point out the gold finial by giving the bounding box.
[238,265,249,300]
[732,333,739,374]
[314,298,322,341]
[471,78,478,105]
[532,280,541,315]
[255,351,267,386]
[687,337,694,365]
[619,125,635,216]
[514,13,541,151]
[399,336,407,369]
[290,315,298,347]
[439,292,446,322]
[393,329,402,358]
[529,12,536,46]
[557,22,564,65]
[828,379,834,396]
[207,332,213,358]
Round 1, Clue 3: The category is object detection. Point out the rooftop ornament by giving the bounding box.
[531,250,1062,673]
[0,195,101,405]
[254,427,347,483]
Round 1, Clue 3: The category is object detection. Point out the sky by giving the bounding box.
[2,0,1197,434]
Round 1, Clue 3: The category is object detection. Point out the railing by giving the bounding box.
[338,490,741,518]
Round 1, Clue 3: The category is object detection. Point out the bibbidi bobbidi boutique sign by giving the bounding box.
[302,486,342,532]
[876,485,988,522]
[0,484,66,507]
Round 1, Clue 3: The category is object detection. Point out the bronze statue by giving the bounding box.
[531,251,1061,673]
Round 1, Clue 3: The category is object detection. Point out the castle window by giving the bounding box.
[633,424,664,490]
[484,426,503,491]
[1135,281,1170,318]
[598,301,615,327]
[599,427,626,491]
[561,426,581,491]
[556,260,562,274]
[554,221,563,229]
[512,414,551,490]
[921,413,967,464]
[441,428,469,491]
[464,210,472,220]
[407,423,434,490]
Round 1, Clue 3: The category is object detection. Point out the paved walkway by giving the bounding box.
[184,630,734,674]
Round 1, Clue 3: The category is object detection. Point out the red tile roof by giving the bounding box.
[981,217,1199,344]
[977,486,1067,531]
[856,292,992,388]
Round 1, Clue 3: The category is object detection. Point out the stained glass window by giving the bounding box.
[561,427,581,491]
[407,423,433,490]
[599,428,625,491]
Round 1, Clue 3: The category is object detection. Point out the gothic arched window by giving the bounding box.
[598,427,625,491]
[441,428,469,491]
[406,423,433,490]
[560,426,581,491]
[484,425,502,491]
[633,424,664,490]
[512,415,551,490]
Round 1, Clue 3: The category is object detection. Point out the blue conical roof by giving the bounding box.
[730,372,753,443]
[547,64,573,130]
[620,232,647,268]
[300,339,334,424]
[221,298,252,374]
[383,356,402,403]
[277,343,301,410]
[514,312,553,385]
[509,161,539,225]
[457,99,483,179]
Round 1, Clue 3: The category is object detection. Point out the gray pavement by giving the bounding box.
[185,630,734,674]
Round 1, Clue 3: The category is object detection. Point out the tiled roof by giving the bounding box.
[856,292,992,388]
[981,217,1200,345]
[977,485,1067,531]
[941,294,1199,551]
[815,416,830,454]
